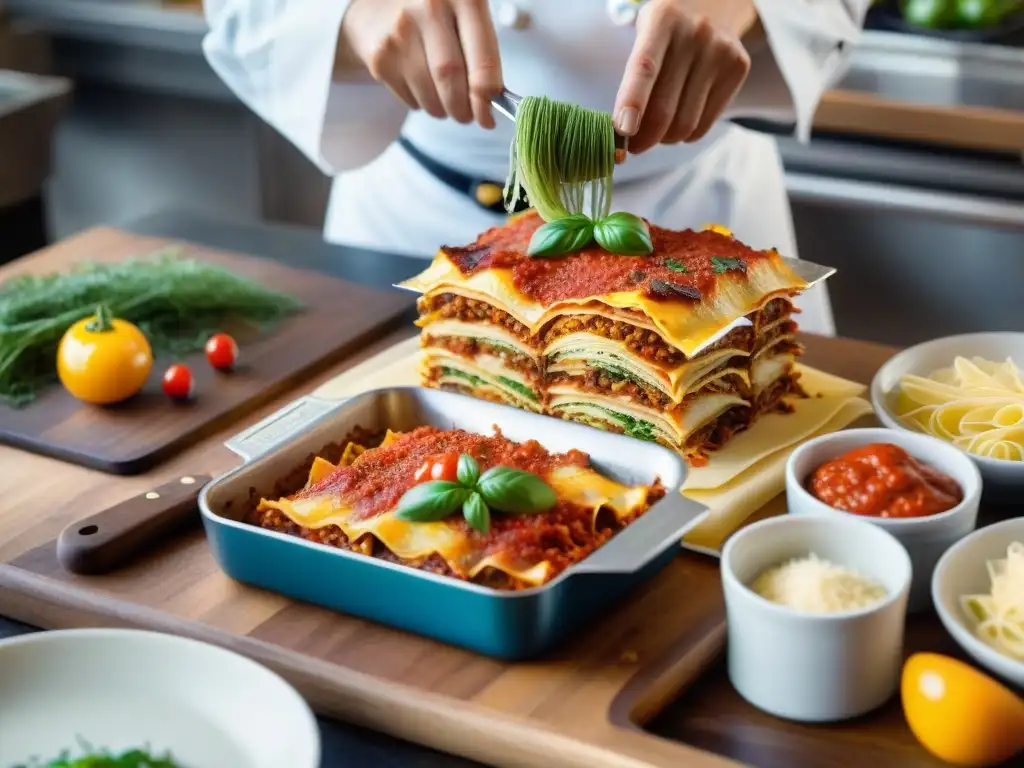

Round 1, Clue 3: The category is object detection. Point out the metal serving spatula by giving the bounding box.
[492,89,629,164]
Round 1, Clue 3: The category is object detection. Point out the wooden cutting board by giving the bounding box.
[0,331,956,768]
[0,227,412,474]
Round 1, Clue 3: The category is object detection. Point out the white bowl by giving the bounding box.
[871,332,1024,496]
[787,427,982,614]
[933,517,1024,689]
[0,629,320,768]
[721,515,912,722]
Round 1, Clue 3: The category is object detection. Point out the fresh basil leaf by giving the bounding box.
[711,256,746,274]
[457,453,480,487]
[477,466,557,515]
[593,212,653,256]
[393,481,469,522]
[527,214,595,258]
[663,258,687,274]
[462,491,491,534]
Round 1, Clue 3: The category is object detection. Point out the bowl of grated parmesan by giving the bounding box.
[721,515,911,722]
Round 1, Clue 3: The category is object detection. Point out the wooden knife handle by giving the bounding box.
[56,474,213,575]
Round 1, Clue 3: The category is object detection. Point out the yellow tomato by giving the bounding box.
[902,653,1024,767]
[57,306,153,405]
[703,223,733,237]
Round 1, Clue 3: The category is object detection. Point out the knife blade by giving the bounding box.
[56,474,213,575]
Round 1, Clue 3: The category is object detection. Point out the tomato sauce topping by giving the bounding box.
[807,442,963,519]
[294,425,588,521]
[441,211,771,306]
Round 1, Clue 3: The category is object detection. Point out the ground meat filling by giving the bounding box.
[755,296,794,328]
[254,508,532,589]
[543,315,756,366]
[418,293,537,344]
[548,370,672,409]
[423,335,541,380]
[685,372,800,456]
[754,320,798,354]
[426,376,539,409]
[548,368,748,410]
[752,369,805,411]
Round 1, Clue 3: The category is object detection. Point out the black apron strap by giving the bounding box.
[397,136,529,215]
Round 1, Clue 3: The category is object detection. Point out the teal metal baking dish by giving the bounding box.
[199,387,708,660]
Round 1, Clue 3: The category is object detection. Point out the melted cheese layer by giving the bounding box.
[401,252,806,357]
[259,462,652,588]
[547,387,748,445]
[421,349,542,411]
[544,331,748,395]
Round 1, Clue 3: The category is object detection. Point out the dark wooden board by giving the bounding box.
[0,227,412,474]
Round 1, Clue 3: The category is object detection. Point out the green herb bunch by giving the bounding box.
[16,745,183,768]
[527,212,653,259]
[394,453,557,534]
[0,249,304,407]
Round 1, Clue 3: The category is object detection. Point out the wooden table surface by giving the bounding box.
[4,321,1017,768]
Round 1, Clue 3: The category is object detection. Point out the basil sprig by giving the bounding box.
[394,454,557,534]
[528,212,653,258]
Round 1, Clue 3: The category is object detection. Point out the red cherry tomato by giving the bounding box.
[413,452,460,484]
[205,333,238,371]
[162,364,194,400]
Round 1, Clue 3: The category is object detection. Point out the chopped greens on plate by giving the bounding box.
[14,745,184,768]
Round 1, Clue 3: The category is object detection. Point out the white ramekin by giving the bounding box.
[786,427,982,613]
[721,514,911,722]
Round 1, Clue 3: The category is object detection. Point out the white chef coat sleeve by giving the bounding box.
[730,1,872,142]
[202,0,408,174]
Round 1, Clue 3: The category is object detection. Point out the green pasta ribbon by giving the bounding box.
[505,95,653,259]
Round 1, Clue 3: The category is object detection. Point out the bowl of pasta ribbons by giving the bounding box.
[871,332,1024,494]
[933,517,1024,688]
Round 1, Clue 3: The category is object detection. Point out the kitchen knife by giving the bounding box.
[56,474,213,575]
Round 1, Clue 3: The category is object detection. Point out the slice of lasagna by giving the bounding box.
[402,211,812,464]
[253,426,663,590]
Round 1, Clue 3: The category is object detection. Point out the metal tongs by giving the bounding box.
[492,89,629,165]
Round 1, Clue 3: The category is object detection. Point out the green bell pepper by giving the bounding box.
[956,0,1023,28]
[901,0,958,28]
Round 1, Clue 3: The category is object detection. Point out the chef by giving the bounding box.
[202,0,871,336]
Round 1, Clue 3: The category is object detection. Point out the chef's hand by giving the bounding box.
[614,0,756,152]
[339,0,504,128]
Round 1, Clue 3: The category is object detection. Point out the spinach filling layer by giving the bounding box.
[439,367,538,403]
[555,402,659,443]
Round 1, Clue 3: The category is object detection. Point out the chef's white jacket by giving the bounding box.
[202,0,872,336]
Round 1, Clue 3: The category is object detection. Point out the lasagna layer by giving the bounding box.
[253,426,664,590]
[420,348,544,412]
[399,211,809,357]
[405,215,814,464]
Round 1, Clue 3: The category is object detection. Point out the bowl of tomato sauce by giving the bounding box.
[786,428,982,613]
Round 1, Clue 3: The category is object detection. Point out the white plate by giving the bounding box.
[0,629,320,768]
[870,331,1024,496]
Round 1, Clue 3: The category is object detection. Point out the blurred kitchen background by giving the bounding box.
[1,0,1022,346]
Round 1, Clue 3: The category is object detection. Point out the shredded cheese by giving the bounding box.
[750,553,888,614]
[961,541,1024,660]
